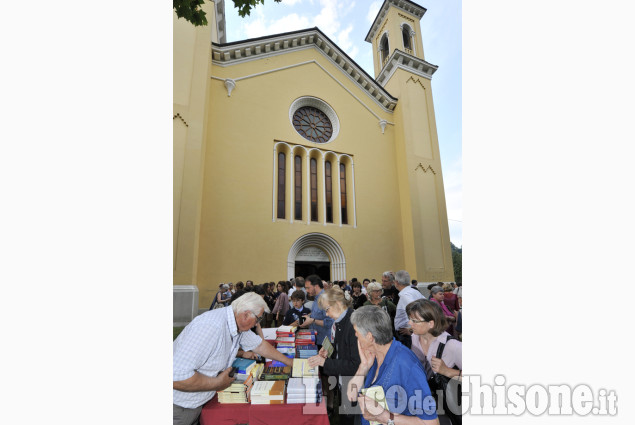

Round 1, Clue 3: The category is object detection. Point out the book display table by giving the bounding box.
[200,329,329,425]
[200,395,329,425]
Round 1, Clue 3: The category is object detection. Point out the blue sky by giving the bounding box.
[224,0,462,247]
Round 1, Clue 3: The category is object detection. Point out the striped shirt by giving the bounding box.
[173,306,262,408]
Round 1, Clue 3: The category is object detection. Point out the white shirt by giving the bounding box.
[173,306,262,408]
[394,286,424,330]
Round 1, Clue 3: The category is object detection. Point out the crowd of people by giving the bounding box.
[174,271,463,425]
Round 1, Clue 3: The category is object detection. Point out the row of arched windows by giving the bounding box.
[274,143,355,226]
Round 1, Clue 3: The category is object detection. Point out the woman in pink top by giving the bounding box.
[407,299,462,424]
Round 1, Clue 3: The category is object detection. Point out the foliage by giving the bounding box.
[174,0,282,27]
[174,0,208,27]
[451,242,462,284]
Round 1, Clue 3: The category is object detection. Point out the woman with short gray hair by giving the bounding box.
[363,281,397,327]
[430,285,457,330]
[210,284,231,310]
[347,306,439,425]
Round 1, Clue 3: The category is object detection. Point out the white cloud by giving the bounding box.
[314,0,341,36]
[367,1,382,23]
[281,0,303,5]
[243,12,312,39]
[335,24,354,52]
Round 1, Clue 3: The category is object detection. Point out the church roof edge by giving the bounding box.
[211,27,399,108]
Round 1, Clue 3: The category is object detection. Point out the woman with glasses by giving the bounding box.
[363,281,396,328]
[407,299,462,424]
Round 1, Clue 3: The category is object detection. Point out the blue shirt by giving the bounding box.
[309,290,334,346]
[173,306,262,408]
[362,338,437,424]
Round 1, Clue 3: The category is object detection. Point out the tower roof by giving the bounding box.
[365,0,427,43]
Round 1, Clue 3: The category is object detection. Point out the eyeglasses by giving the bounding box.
[408,317,428,324]
[249,310,264,324]
[325,306,331,312]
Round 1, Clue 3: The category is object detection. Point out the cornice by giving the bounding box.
[376,49,438,86]
[211,28,398,111]
[365,0,427,43]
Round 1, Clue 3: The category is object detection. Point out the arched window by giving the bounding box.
[325,161,333,223]
[402,26,412,50]
[340,163,347,225]
[380,34,389,64]
[277,152,285,219]
[310,158,318,222]
[294,155,302,220]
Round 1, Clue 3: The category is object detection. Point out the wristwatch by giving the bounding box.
[387,412,395,425]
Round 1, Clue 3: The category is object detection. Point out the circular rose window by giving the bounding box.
[289,97,340,144]
[292,106,333,144]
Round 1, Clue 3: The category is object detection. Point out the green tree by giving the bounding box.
[451,242,462,284]
[174,0,282,27]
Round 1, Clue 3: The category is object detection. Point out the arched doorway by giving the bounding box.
[287,233,346,280]
[295,247,331,281]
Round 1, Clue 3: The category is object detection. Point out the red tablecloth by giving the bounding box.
[200,395,330,425]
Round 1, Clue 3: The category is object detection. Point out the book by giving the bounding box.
[360,386,390,425]
[259,365,291,380]
[218,374,254,404]
[250,363,264,381]
[232,357,257,374]
[321,337,334,358]
[250,380,286,404]
[277,325,297,334]
[291,358,319,378]
[287,377,322,404]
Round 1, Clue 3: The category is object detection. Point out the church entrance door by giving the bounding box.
[295,261,330,281]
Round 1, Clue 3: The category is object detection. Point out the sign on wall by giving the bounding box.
[295,246,329,262]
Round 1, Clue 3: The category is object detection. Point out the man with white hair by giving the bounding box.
[393,270,424,349]
[173,292,293,425]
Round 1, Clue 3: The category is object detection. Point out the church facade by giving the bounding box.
[174,0,455,317]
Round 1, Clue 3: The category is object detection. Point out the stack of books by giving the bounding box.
[259,365,292,381]
[286,377,322,404]
[250,380,286,404]
[295,330,317,345]
[218,373,254,404]
[295,344,318,358]
[275,326,297,349]
[295,330,318,358]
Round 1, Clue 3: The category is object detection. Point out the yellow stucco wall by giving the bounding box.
[385,68,454,283]
[173,2,455,309]
[196,47,412,306]
[173,3,215,286]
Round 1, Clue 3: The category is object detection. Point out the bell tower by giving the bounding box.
[366,0,455,283]
[365,0,427,78]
